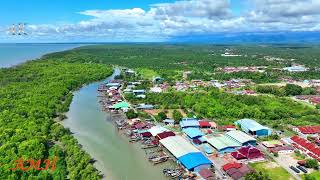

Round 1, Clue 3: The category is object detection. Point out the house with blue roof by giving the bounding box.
[183,128,204,139]
[132,89,146,96]
[235,119,272,137]
[180,120,200,129]
[182,117,198,121]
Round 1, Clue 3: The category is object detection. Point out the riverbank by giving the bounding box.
[62,69,174,180]
[0,59,112,179]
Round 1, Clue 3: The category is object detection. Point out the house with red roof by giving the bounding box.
[199,121,211,128]
[140,132,152,138]
[291,136,320,161]
[219,125,237,131]
[293,126,320,136]
[222,162,242,171]
[222,163,253,180]
[198,169,215,180]
[132,122,148,130]
[231,145,264,162]
[156,131,175,140]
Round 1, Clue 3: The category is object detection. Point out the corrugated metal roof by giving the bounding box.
[106,83,120,87]
[182,118,198,121]
[148,125,168,136]
[112,102,129,109]
[204,134,241,151]
[199,121,211,127]
[163,119,174,123]
[177,152,212,170]
[183,128,204,139]
[226,130,256,145]
[235,119,271,133]
[222,163,242,171]
[156,131,175,140]
[297,126,320,134]
[180,120,200,128]
[133,89,146,93]
[199,169,214,179]
[159,136,199,158]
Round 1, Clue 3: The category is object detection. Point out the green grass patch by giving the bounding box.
[302,171,320,180]
[136,68,159,80]
[249,162,292,180]
[283,129,296,137]
[293,151,306,160]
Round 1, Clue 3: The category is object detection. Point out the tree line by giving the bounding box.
[0,59,113,179]
[125,87,320,128]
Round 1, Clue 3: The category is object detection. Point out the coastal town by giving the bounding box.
[2,0,320,179]
[96,66,320,180]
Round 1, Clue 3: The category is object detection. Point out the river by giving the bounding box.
[0,44,172,180]
[62,68,171,180]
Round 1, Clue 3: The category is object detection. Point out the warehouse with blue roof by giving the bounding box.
[159,136,212,171]
[235,119,272,137]
[226,130,257,146]
[178,152,212,171]
[204,134,241,154]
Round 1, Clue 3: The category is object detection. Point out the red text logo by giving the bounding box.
[10,156,58,172]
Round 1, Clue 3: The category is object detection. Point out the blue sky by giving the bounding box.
[0,0,320,42]
[0,0,177,24]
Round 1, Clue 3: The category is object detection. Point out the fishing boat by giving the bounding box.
[151,156,169,164]
[163,168,183,178]
[142,139,153,144]
[142,144,158,149]
[148,155,158,160]
[146,148,163,155]
[129,138,140,142]
[129,135,141,142]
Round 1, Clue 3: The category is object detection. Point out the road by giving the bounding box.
[257,144,302,180]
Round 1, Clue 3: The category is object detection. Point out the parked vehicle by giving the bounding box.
[290,166,300,173]
[297,165,308,173]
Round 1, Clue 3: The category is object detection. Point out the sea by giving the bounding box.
[0,43,82,68]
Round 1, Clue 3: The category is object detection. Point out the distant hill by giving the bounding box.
[170,31,320,44]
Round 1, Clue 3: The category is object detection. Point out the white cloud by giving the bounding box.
[246,0,320,31]
[251,0,320,17]
[4,0,320,42]
[151,0,231,19]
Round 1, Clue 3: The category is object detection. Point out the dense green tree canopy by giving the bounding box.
[2,44,320,179]
[284,84,303,96]
[157,112,167,121]
[172,110,183,124]
[305,159,319,169]
[45,44,320,81]
[0,60,112,179]
[125,87,320,127]
[125,109,138,119]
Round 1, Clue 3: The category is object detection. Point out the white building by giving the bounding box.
[150,87,162,93]
[270,146,294,154]
[283,66,307,72]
